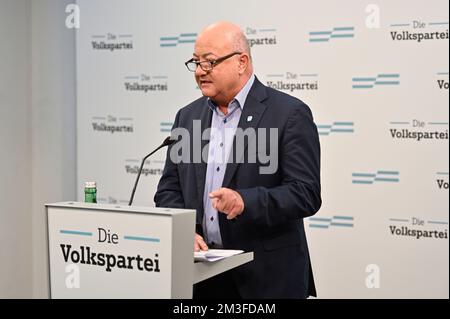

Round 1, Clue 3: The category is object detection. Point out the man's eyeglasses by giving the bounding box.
[185,52,242,72]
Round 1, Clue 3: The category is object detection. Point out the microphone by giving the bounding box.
[128,136,177,206]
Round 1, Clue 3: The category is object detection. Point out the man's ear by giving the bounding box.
[238,54,249,74]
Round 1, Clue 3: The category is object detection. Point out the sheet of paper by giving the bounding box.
[194,249,244,262]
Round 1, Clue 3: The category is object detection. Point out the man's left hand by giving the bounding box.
[209,188,244,220]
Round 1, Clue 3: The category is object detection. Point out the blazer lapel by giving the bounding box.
[222,78,268,188]
[194,100,213,217]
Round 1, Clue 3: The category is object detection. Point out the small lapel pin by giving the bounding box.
[247,116,253,122]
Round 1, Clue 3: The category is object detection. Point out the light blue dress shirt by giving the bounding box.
[202,74,255,247]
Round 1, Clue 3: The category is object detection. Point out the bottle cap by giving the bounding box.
[85,181,97,188]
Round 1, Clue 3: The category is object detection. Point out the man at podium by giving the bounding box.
[155,21,321,299]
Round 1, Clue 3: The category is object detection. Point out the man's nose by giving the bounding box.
[195,64,207,77]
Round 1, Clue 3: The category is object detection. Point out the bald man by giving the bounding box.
[155,22,321,299]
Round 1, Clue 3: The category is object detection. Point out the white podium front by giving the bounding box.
[46,202,253,299]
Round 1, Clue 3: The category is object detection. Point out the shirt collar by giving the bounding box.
[207,74,255,112]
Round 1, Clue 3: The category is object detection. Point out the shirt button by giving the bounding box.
[210,216,214,221]
[223,119,227,123]
[216,167,220,172]
[220,142,223,147]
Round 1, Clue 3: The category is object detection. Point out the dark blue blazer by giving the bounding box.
[155,77,321,298]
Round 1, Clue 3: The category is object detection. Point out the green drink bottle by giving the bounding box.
[84,182,97,203]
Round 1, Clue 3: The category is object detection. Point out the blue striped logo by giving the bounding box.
[308,215,354,229]
[60,230,93,237]
[426,220,449,225]
[123,235,160,243]
[160,122,173,133]
[160,33,197,47]
[353,74,400,89]
[352,170,400,184]
[318,122,354,136]
[309,27,354,42]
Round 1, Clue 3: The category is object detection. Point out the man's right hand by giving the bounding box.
[194,233,209,252]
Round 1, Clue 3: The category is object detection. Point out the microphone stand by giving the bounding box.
[128,136,175,206]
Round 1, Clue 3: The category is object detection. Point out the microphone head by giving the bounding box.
[162,136,177,146]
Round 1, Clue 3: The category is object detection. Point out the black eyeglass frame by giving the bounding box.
[184,51,242,72]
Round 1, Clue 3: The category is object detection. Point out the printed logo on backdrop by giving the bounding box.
[91,115,134,134]
[436,71,449,90]
[390,20,449,42]
[352,170,399,185]
[436,172,449,190]
[124,74,168,93]
[389,120,448,142]
[58,228,160,274]
[317,122,354,136]
[388,217,448,240]
[309,26,354,42]
[245,27,277,47]
[125,159,164,177]
[308,215,354,229]
[265,73,318,92]
[160,122,173,133]
[91,33,133,51]
[96,196,129,205]
[352,74,400,89]
[160,33,196,47]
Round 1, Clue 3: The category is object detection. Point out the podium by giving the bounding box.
[46,202,253,298]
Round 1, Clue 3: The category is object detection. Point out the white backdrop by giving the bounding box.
[76,0,449,298]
